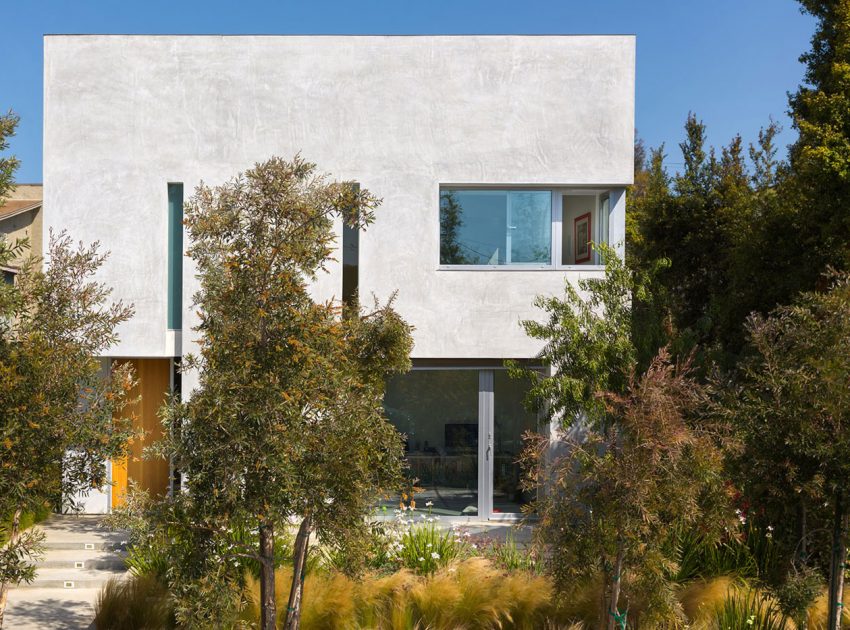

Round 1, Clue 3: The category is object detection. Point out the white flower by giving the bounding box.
[425,501,433,507]
[426,542,432,548]
[418,557,425,562]
[431,552,440,559]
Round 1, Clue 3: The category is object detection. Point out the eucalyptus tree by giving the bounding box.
[0,234,136,627]
[160,156,412,630]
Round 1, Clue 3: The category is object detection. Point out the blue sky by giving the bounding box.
[3,0,815,183]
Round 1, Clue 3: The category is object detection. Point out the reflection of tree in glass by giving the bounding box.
[440,191,471,264]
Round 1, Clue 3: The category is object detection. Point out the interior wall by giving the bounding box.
[561,195,597,265]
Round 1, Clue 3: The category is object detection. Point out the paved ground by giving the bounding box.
[4,515,127,630]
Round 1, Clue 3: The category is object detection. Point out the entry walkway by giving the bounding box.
[4,515,127,630]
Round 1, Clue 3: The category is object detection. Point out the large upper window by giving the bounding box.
[439,188,615,268]
[440,190,551,266]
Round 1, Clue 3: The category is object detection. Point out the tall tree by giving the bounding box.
[155,156,413,630]
[788,0,850,288]
[511,247,732,627]
[629,118,793,367]
[0,233,136,627]
[718,271,850,630]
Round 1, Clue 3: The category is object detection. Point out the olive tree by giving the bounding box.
[0,234,135,627]
[156,156,412,630]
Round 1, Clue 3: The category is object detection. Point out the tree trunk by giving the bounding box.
[828,492,847,630]
[599,568,610,629]
[800,499,809,630]
[259,521,276,630]
[0,508,24,630]
[283,516,313,630]
[606,544,625,630]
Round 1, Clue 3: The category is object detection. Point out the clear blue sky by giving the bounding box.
[3,0,815,183]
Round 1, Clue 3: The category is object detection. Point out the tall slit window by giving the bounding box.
[167,183,183,330]
[440,190,551,266]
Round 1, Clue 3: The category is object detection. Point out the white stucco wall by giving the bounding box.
[43,35,634,368]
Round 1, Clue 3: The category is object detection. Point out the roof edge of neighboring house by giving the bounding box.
[0,200,43,222]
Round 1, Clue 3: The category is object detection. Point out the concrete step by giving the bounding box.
[42,540,126,551]
[39,549,126,570]
[18,567,127,590]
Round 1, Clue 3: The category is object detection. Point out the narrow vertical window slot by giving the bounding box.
[342,183,360,305]
[167,183,183,330]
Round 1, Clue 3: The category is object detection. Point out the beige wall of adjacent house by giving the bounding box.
[0,184,43,271]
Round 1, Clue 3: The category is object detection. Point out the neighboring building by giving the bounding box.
[0,183,43,282]
[44,35,635,517]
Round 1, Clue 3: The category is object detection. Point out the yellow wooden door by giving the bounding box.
[111,358,171,508]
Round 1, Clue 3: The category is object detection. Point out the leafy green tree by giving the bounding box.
[511,247,732,627]
[629,117,793,367]
[153,156,413,630]
[788,0,850,287]
[0,233,136,627]
[718,271,850,630]
[0,110,19,202]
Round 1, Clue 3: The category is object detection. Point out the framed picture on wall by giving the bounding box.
[574,212,592,263]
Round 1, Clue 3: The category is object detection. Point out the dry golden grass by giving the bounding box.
[240,557,556,629]
[678,576,740,624]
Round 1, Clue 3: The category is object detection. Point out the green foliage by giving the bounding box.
[0,109,19,202]
[0,232,135,620]
[515,250,733,626]
[508,244,646,429]
[788,0,850,281]
[716,271,850,586]
[393,523,466,575]
[710,588,790,630]
[775,566,823,627]
[674,523,779,584]
[0,503,51,546]
[137,155,413,627]
[479,531,540,574]
[628,117,793,368]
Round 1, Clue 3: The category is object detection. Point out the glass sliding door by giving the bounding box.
[492,370,537,514]
[384,367,538,519]
[384,370,479,516]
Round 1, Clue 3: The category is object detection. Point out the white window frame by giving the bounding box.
[437,186,612,271]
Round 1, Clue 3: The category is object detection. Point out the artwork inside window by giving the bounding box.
[574,212,592,264]
[440,190,551,265]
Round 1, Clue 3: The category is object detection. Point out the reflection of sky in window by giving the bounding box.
[443,190,550,265]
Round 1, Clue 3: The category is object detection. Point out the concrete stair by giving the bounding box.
[15,515,128,591]
[4,515,130,629]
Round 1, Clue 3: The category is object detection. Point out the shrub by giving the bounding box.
[479,530,539,573]
[711,588,789,630]
[94,574,175,630]
[394,522,467,574]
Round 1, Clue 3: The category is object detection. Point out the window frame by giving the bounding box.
[437,186,611,271]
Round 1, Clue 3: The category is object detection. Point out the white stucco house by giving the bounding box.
[44,34,634,517]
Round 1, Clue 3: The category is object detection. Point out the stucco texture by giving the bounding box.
[43,35,634,366]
